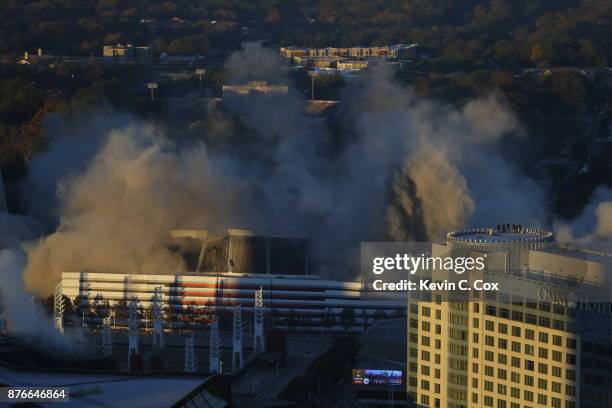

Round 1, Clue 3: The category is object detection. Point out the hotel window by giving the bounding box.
[421,395,429,405]
[525,360,535,371]
[498,323,508,334]
[484,381,494,391]
[473,303,480,313]
[421,365,430,375]
[510,403,520,408]
[485,366,494,376]
[567,338,576,349]
[421,350,430,361]
[422,321,430,331]
[486,320,494,331]
[421,380,430,390]
[422,306,431,316]
[498,339,507,349]
[511,311,523,322]
[485,336,494,346]
[435,369,440,379]
[511,326,521,337]
[473,348,479,358]
[553,319,564,330]
[538,317,550,328]
[497,399,506,408]
[435,310,441,319]
[511,357,520,368]
[511,341,521,352]
[553,350,562,362]
[552,382,561,393]
[486,305,497,316]
[498,368,507,380]
[539,302,551,312]
[421,336,430,346]
[435,339,441,349]
[497,384,507,395]
[473,333,479,343]
[552,366,562,378]
[525,345,534,355]
[434,383,440,393]
[485,351,494,361]
[473,378,478,387]
[565,385,576,397]
[410,303,418,314]
[498,354,507,365]
[511,387,520,398]
[553,335,562,346]
[526,301,537,309]
[435,354,441,364]
[472,393,478,403]
[538,363,548,374]
[537,394,547,405]
[566,369,576,381]
[538,332,548,343]
[435,324,441,334]
[538,378,547,390]
[511,372,520,383]
[524,390,533,401]
[474,318,479,328]
[526,329,535,340]
[526,314,537,324]
[538,348,548,358]
[524,375,534,386]
[499,308,510,319]
[552,397,561,408]
[566,402,576,408]
[435,398,440,408]
[566,354,576,365]
[484,396,493,407]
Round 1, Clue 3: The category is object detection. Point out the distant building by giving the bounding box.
[281,44,418,61]
[222,81,289,97]
[102,44,152,64]
[0,167,7,212]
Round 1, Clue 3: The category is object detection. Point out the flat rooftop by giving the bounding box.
[448,227,554,244]
[0,364,222,408]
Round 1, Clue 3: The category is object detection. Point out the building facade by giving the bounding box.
[407,226,612,408]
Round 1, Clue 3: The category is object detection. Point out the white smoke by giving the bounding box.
[554,186,612,242]
[22,50,551,292]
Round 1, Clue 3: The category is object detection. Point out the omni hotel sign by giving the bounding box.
[538,287,612,316]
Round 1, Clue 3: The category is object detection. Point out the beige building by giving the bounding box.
[103,44,152,64]
[222,81,289,97]
[407,227,612,408]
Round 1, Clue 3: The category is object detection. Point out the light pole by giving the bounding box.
[308,71,317,100]
[195,68,206,98]
[147,82,158,101]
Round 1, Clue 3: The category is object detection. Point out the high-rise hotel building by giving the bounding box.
[407,226,612,408]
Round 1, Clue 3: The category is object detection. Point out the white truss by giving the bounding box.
[254,287,265,352]
[152,286,164,350]
[54,283,64,334]
[232,304,244,370]
[184,333,198,373]
[101,316,113,356]
[209,320,221,373]
[128,297,140,365]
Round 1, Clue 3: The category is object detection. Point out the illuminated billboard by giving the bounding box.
[351,369,402,386]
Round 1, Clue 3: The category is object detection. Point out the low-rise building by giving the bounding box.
[222,81,289,97]
[103,44,153,64]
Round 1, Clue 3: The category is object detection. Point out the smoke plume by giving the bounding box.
[21,49,550,293]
